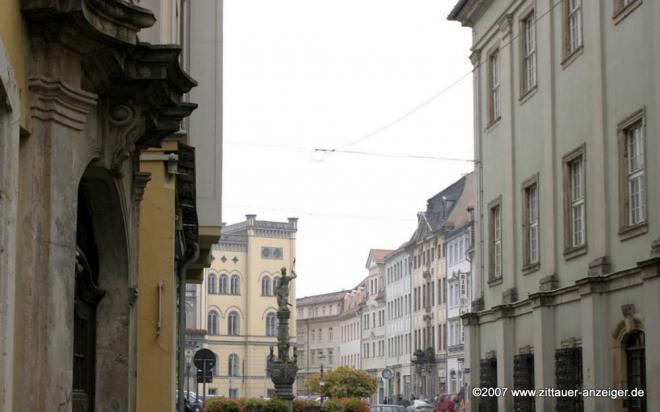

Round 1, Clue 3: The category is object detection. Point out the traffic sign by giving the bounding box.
[193,349,216,370]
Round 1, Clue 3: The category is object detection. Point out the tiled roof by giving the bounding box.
[297,290,346,306]
[370,249,394,263]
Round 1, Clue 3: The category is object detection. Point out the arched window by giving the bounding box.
[231,275,240,295]
[228,311,240,336]
[207,310,219,335]
[625,331,646,411]
[273,276,281,292]
[266,312,277,337]
[219,274,228,294]
[228,353,240,377]
[208,274,217,294]
[261,276,272,296]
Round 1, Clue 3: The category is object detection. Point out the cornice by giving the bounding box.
[22,0,155,47]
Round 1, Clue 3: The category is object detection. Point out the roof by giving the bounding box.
[371,249,394,262]
[425,176,466,232]
[447,0,469,21]
[297,290,346,306]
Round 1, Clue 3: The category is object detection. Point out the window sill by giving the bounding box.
[522,262,540,275]
[561,46,584,70]
[618,221,648,241]
[488,277,503,287]
[519,86,537,105]
[613,0,642,25]
[486,117,501,133]
[564,244,587,261]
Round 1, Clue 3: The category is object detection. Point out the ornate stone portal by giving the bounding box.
[268,266,299,405]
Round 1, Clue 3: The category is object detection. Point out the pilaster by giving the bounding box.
[579,287,611,411]
[531,294,556,411]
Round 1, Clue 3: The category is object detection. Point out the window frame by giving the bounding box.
[488,197,503,285]
[519,9,537,99]
[261,276,272,296]
[230,275,240,295]
[228,311,240,336]
[522,175,540,271]
[487,48,502,126]
[613,0,642,25]
[563,144,588,258]
[618,109,648,239]
[562,0,584,67]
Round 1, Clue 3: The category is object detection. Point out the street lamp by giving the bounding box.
[318,352,327,404]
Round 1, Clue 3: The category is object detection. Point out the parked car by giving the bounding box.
[176,391,203,412]
[405,400,433,412]
[371,404,406,412]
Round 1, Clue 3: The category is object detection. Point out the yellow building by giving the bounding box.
[188,215,298,399]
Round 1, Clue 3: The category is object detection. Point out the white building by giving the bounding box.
[339,287,365,369]
[445,221,473,397]
[362,249,391,404]
[449,1,659,411]
[296,291,345,395]
[384,246,413,401]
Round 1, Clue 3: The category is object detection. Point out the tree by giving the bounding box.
[305,366,378,399]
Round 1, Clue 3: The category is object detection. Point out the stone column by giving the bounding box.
[13,40,98,412]
[495,309,514,411]
[578,280,611,412]
[531,294,556,412]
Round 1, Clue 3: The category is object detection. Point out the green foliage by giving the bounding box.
[264,398,289,412]
[322,367,378,399]
[320,399,341,412]
[204,397,241,412]
[293,399,306,412]
[338,398,369,412]
[245,399,268,411]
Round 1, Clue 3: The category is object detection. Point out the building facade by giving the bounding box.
[0,2,200,411]
[450,1,659,410]
[362,249,392,404]
[135,1,224,409]
[190,215,297,399]
[384,246,413,401]
[444,216,475,398]
[409,176,473,399]
[295,291,346,395]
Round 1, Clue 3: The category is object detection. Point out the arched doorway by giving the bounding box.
[72,187,105,411]
[72,166,133,411]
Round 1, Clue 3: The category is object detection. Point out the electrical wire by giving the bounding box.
[322,0,562,151]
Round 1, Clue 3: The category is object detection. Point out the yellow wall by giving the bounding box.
[202,222,297,398]
[137,143,178,411]
[0,0,29,128]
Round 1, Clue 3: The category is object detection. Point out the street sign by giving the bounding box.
[196,368,213,383]
[193,349,216,370]
[381,368,393,379]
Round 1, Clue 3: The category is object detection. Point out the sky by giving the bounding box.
[223,0,474,298]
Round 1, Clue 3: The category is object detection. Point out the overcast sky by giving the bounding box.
[223,0,474,298]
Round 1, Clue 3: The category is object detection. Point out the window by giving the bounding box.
[614,0,642,23]
[261,276,272,296]
[318,328,323,342]
[266,312,277,337]
[618,110,647,238]
[209,388,217,396]
[229,388,238,399]
[228,311,240,336]
[489,199,503,281]
[521,11,536,95]
[219,274,228,294]
[207,310,219,335]
[230,275,240,295]
[273,276,281,292]
[523,178,539,269]
[564,0,583,59]
[328,349,334,365]
[329,327,333,341]
[563,146,586,255]
[208,274,217,294]
[488,49,501,124]
[228,353,240,377]
[311,329,315,342]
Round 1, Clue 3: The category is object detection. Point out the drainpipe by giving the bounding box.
[178,243,200,412]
